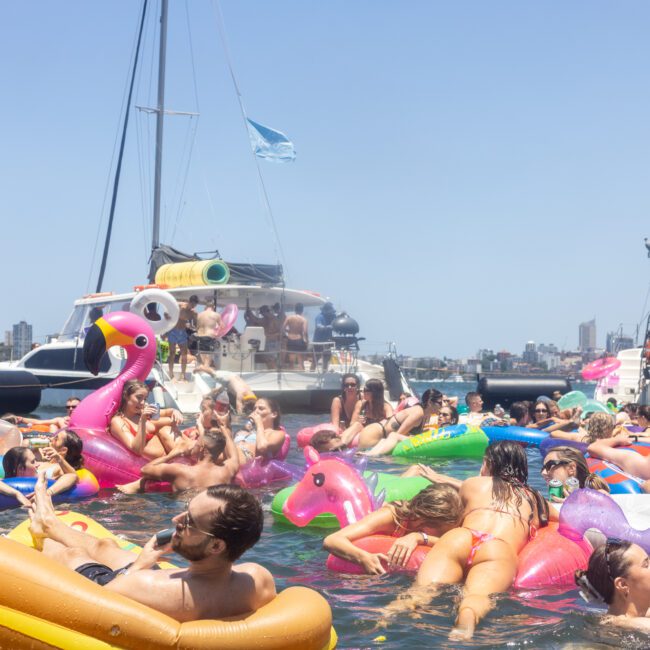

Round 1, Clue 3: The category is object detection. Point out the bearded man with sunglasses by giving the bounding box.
[27,475,275,622]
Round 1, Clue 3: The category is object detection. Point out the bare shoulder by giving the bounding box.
[233,562,276,608]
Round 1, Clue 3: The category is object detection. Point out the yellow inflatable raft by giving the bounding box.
[0,512,337,650]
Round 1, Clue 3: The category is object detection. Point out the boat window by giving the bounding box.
[23,348,112,373]
[58,306,87,341]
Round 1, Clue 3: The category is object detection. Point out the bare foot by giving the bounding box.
[116,479,145,495]
[28,472,56,550]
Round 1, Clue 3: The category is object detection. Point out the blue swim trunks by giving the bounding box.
[167,328,188,345]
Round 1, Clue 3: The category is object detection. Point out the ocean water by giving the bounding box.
[2,381,647,648]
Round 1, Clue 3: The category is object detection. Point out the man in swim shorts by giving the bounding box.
[167,295,198,381]
[283,302,309,369]
[28,474,275,622]
[194,299,222,374]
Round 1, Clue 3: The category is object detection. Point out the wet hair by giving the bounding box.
[189,295,199,304]
[119,380,148,412]
[339,373,360,401]
[392,484,463,531]
[483,440,548,528]
[509,401,529,424]
[465,391,481,406]
[205,485,263,561]
[624,403,639,417]
[421,389,443,412]
[2,447,31,478]
[295,302,304,315]
[576,540,632,604]
[638,405,650,421]
[585,412,615,443]
[545,446,609,492]
[257,398,281,428]
[60,430,84,470]
[362,379,385,421]
[310,430,341,452]
[203,429,227,460]
[442,406,459,425]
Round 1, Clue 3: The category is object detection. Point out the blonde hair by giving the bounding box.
[391,483,463,531]
[585,412,615,443]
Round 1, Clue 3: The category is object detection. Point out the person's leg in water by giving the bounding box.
[29,473,136,570]
[450,540,517,640]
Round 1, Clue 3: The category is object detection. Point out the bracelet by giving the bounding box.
[420,532,429,546]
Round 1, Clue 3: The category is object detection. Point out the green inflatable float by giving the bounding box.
[392,424,488,459]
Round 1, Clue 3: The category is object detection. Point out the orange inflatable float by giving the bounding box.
[0,513,337,650]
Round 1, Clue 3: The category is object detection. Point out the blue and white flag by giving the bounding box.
[246,118,296,163]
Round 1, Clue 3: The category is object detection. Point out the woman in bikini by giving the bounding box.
[363,389,447,457]
[389,440,548,640]
[109,380,183,459]
[330,374,361,430]
[324,483,462,574]
[340,379,393,449]
[233,398,285,465]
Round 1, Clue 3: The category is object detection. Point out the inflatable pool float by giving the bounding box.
[392,425,488,459]
[235,430,300,488]
[539,437,587,458]
[1,511,337,650]
[272,472,430,529]
[326,524,591,588]
[0,469,100,509]
[587,457,644,494]
[559,488,650,554]
[557,391,588,410]
[482,426,548,447]
[297,423,341,449]
[214,303,239,337]
[582,357,621,381]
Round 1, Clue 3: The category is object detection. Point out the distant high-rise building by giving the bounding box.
[3,331,11,346]
[606,331,635,354]
[523,341,538,364]
[579,319,597,352]
[12,321,32,359]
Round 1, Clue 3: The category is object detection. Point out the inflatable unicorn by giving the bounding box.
[282,446,384,528]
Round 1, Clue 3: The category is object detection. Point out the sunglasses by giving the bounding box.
[541,459,569,473]
[180,505,216,538]
[535,408,549,414]
[66,404,78,410]
[344,383,358,388]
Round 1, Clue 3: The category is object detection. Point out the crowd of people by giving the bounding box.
[5,376,650,639]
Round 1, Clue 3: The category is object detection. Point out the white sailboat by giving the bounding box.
[0,1,410,413]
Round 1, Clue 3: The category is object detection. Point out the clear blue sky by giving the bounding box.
[1,1,649,358]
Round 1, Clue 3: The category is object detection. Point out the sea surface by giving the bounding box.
[2,380,647,648]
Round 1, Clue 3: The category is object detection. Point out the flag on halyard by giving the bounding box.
[246,118,296,163]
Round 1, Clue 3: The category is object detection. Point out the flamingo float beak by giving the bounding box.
[83,317,133,375]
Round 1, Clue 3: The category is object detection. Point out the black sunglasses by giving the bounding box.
[542,459,569,473]
[344,383,357,388]
[535,408,549,414]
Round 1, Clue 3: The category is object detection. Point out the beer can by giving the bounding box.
[29,436,50,449]
[564,477,580,495]
[548,479,564,499]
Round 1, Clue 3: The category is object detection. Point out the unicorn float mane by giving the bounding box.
[282,446,385,527]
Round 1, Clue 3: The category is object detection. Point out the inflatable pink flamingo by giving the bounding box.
[282,446,384,527]
[69,311,157,487]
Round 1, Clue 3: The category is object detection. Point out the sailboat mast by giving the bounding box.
[152,0,168,250]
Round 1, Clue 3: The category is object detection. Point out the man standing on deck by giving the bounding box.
[167,295,198,381]
[283,302,309,369]
[194,299,222,374]
[28,476,276,622]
